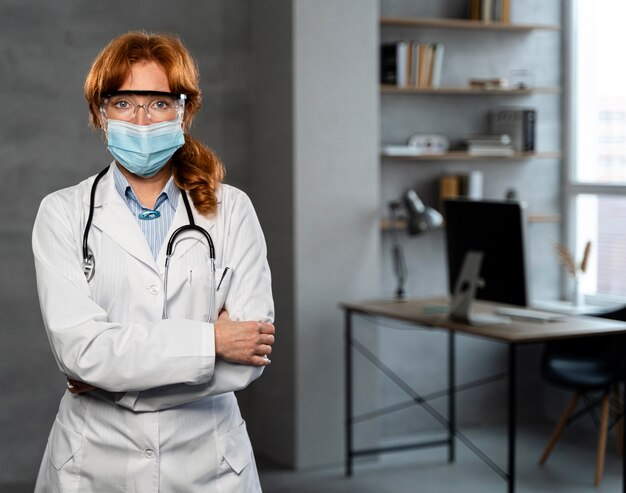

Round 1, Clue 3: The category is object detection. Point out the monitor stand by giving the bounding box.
[449,251,510,326]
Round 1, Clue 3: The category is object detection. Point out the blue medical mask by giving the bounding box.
[106,118,185,177]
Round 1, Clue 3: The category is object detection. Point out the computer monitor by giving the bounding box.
[444,199,529,308]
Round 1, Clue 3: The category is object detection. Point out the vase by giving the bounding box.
[572,276,584,307]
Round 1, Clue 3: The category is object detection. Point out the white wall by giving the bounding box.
[248,0,380,468]
[293,0,380,467]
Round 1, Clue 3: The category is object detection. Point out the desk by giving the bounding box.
[341,297,626,493]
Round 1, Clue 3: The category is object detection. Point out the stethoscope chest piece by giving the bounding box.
[83,253,95,282]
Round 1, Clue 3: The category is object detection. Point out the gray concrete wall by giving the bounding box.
[245,0,296,467]
[0,0,254,485]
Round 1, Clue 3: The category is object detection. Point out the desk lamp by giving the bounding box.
[388,190,444,300]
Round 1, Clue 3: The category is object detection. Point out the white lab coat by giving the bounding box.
[32,164,273,492]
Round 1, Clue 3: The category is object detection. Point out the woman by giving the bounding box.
[32,31,275,492]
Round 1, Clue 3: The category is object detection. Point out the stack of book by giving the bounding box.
[465,134,515,156]
[490,107,536,152]
[380,41,445,88]
[469,0,511,22]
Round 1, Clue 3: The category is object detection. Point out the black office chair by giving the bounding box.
[539,306,626,486]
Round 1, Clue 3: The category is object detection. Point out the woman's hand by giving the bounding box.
[214,310,275,366]
[67,378,97,394]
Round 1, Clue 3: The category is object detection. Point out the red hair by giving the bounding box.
[84,31,224,216]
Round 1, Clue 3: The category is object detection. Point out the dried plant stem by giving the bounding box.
[580,241,592,273]
[554,243,577,277]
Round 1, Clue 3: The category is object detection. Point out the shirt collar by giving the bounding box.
[112,163,179,213]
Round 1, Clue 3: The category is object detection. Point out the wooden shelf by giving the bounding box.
[381,17,561,32]
[381,85,561,95]
[381,151,562,161]
[382,213,560,230]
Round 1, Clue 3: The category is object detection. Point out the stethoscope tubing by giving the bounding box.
[83,164,216,321]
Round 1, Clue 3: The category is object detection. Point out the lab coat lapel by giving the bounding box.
[89,167,157,270]
[156,191,216,275]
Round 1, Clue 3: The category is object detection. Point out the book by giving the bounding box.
[465,134,512,146]
[468,146,515,156]
[397,41,409,87]
[465,133,514,156]
[431,43,445,88]
[490,108,537,152]
[410,41,420,86]
[381,145,424,157]
[482,0,493,22]
[380,43,397,84]
[501,0,511,23]
[380,42,409,86]
[380,41,444,89]
[469,0,481,20]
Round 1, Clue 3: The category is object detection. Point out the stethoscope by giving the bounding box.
[82,165,216,321]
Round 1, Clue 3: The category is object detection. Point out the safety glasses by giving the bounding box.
[101,91,186,123]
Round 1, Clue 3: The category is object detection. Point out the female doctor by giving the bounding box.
[32,31,275,492]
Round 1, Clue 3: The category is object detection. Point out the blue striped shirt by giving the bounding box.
[113,165,179,259]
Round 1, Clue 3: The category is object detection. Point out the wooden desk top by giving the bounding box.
[340,297,626,344]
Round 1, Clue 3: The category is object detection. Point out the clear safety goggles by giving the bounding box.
[101,91,186,123]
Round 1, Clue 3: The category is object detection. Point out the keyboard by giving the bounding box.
[493,307,567,323]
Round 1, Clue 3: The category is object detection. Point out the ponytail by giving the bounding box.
[172,135,225,217]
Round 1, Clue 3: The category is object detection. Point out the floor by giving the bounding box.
[5,422,622,493]
[258,422,624,493]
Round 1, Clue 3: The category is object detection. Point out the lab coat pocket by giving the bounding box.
[215,266,232,315]
[49,417,82,471]
[218,421,252,475]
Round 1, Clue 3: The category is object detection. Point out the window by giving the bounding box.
[568,0,626,303]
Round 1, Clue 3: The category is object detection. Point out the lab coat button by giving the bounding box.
[148,285,160,295]
[144,448,155,459]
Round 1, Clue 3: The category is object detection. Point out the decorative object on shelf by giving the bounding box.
[382,133,449,157]
[490,107,536,152]
[469,0,511,23]
[554,241,592,306]
[505,188,519,200]
[388,190,444,300]
[509,69,535,90]
[407,133,450,154]
[439,170,483,213]
[468,77,509,90]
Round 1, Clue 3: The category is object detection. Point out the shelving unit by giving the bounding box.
[381,213,561,231]
[381,16,560,32]
[380,85,561,95]
[381,151,561,161]
[380,11,562,236]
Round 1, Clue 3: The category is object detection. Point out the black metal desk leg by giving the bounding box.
[448,330,456,463]
[345,309,353,477]
[508,344,517,493]
[623,381,625,493]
